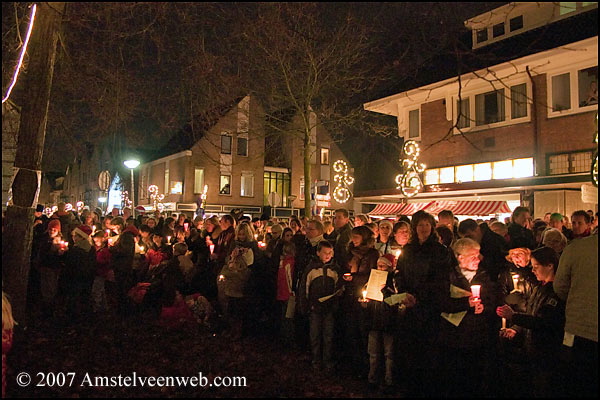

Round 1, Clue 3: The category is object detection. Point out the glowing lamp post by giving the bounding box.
[124,159,140,212]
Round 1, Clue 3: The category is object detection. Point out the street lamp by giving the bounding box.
[124,159,140,212]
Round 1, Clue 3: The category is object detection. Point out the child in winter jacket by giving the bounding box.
[276,242,296,343]
[299,241,343,370]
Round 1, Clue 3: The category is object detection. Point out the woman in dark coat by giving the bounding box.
[394,210,453,397]
[110,230,136,315]
[497,246,565,397]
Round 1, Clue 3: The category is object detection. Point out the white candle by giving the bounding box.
[209,244,215,254]
[502,317,506,330]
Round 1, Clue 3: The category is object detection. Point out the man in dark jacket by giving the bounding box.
[332,209,352,270]
[507,206,536,250]
[458,219,508,282]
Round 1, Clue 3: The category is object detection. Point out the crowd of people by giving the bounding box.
[2,202,598,397]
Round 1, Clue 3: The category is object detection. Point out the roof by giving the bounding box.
[374,6,598,100]
[151,96,245,161]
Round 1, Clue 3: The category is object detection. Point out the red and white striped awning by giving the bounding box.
[425,200,512,216]
[368,202,433,217]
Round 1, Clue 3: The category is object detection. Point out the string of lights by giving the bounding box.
[2,4,37,104]
[396,140,426,198]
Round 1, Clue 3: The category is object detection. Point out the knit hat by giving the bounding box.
[73,225,92,239]
[36,204,44,213]
[379,219,394,229]
[135,205,146,214]
[47,219,61,231]
[377,254,395,268]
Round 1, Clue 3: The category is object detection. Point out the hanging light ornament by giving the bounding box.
[76,201,84,212]
[65,203,73,211]
[396,140,426,197]
[148,185,165,211]
[200,184,208,209]
[121,191,132,209]
[332,160,354,204]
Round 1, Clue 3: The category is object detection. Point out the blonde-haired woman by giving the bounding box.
[2,292,15,397]
[219,222,256,340]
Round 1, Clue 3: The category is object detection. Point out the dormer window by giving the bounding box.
[493,23,505,38]
[509,15,523,31]
[476,29,488,44]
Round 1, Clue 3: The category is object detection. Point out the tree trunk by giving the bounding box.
[303,127,312,218]
[2,2,65,321]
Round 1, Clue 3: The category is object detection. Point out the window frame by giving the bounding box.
[509,15,523,32]
[452,79,531,135]
[220,134,232,155]
[193,167,205,194]
[320,147,330,165]
[547,149,595,176]
[237,136,248,157]
[547,62,598,118]
[240,172,254,197]
[219,174,232,196]
[406,105,421,141]
[492,22,505,38]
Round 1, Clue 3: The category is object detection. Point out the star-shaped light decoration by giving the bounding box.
[395,140,426,198]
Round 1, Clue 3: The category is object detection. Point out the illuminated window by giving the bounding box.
[194,168,205,194]
[578,66,598,107]
[241,173,254,197]
[493,160,513,179]
[219,175,231,195]
[440,167,455,184]
[455,165,474,183]
[320,148,330,165]
[170,181,183,195]
[513,158,534,178]
[425,169,440,185]
[474,163,492,181]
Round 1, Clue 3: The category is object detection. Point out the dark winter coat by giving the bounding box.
[479,223,509,282]
[394,234,453,339]
[346,244,380,299]
[299,259,343,314]
[508,223,536,250]
[511,282,565,362]
[35,233,64,270]
[438,266,500,349]
[333,223,353,270]
[499,264,539,313]
[365,270,397,332]
[214,226,235,265]
[61,244,96,291]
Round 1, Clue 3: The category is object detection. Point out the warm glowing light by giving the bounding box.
[332,160,354,203]
[76,201,84,211]
[470,284,481,299]
[2,4,36,104]
[209,244,215,254]
[123,159,140,169]
[396,140,425,197]
[200,184,208,209]
[65,203,73,211]
[148,185,165,211]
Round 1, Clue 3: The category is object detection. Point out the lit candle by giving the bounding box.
[511,274,520,292]
[362,289,368,302]
[218,274,225,282]
[209,244,215,254]
[167,236,171,244]
[106,229,110,237]
[343,273,352,281]
[91,225,96,235]
[395,249,401,258]
[470,284,481,300]
[184,223,189,231]
[140,246,144,253]
[254,234,258,240]
[502,317,507,330]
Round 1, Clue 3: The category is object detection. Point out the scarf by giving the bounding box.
[460,269,476,283]
[309,235,324,247]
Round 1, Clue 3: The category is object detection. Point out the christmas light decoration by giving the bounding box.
[148,185,165,211]
[65,203,73,211]
[332,160,354,204]
[121,191,132,209]
[45,207,52,215]
[76,201,84,212]
[396,140,426,198]
[200,184,208,209]
[2,4,37,104]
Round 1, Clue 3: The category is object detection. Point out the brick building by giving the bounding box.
[359,2,598,219]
